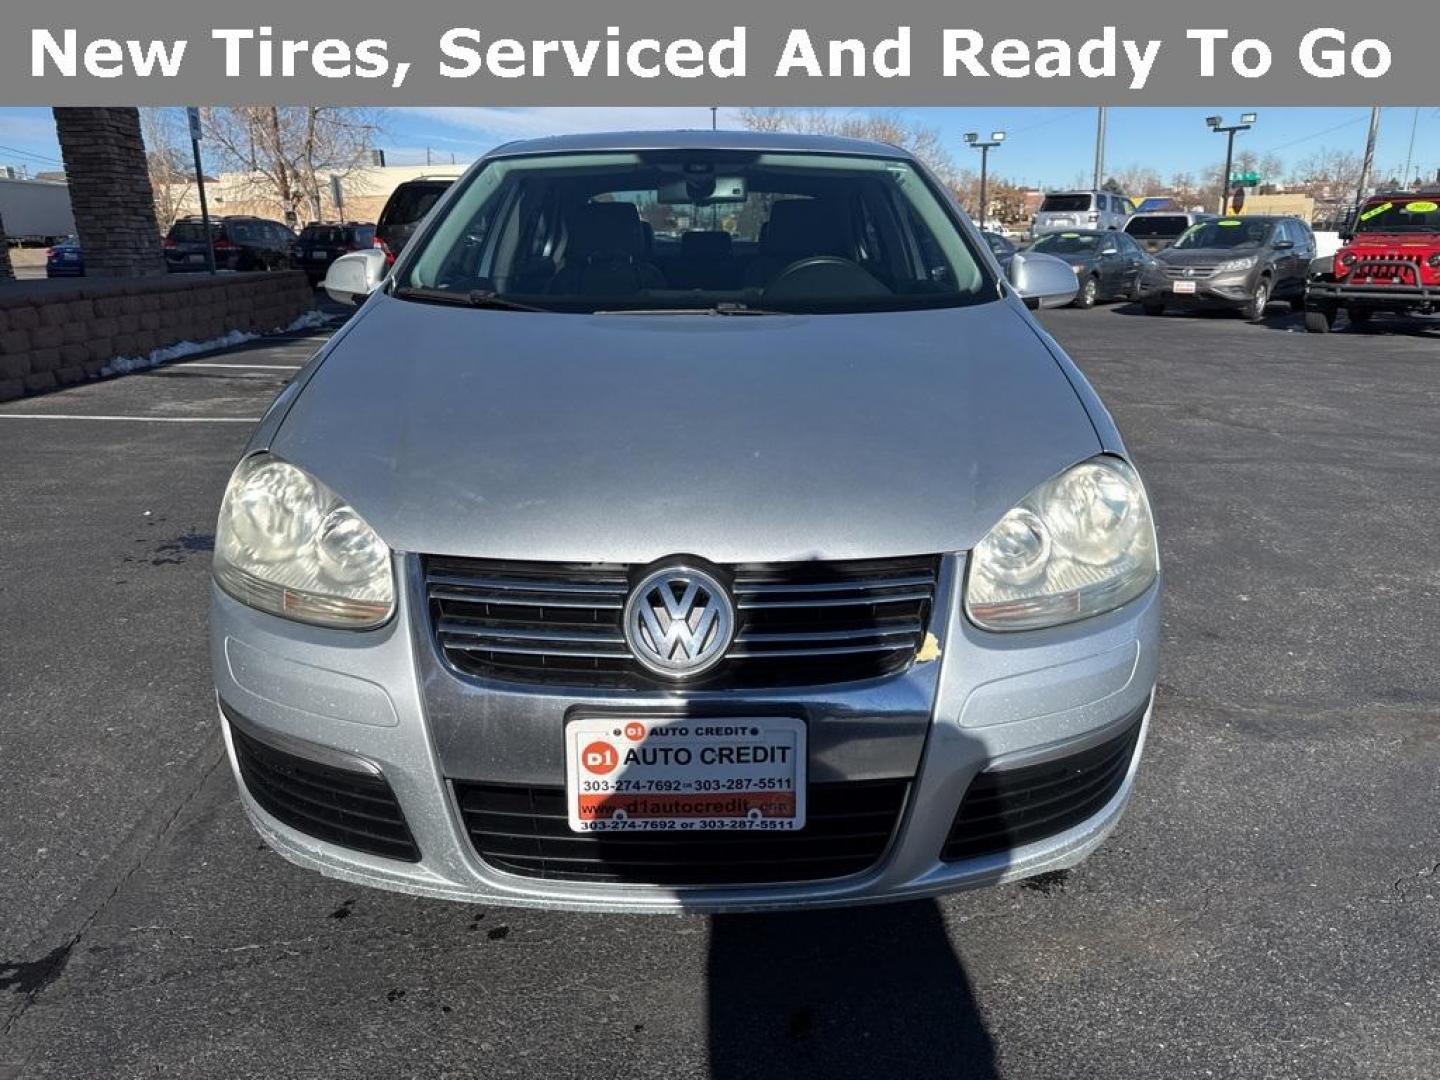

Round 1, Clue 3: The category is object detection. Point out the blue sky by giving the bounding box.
[3,106,1438,189]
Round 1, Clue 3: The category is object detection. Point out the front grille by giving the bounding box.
[1163,263,1218,279]
[1345,256,1422,284]
[454,779,908,885]
[425,555,939,689]
[941,712,1143,862]
[231,724,420,862]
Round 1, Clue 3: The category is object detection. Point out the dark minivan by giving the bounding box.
[292,222,376,283]
[164,216,297,273]
[374,177,456,265]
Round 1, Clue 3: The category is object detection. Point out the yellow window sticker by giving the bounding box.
[1359,202,1393,221]
[1217,219,1242,226]
[1060,232,1081,238]
[1403,200,1438,213]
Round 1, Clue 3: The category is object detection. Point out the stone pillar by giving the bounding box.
[52,107,166,278]
[0,213,13,280]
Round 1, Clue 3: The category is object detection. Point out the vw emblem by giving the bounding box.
[623,565,735,679]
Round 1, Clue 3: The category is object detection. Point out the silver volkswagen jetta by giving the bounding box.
[209,130,1160,913]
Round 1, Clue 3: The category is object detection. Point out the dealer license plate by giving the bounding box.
[186,253,204,264]
[1172,280,1197,294]
[564,716,806,833]
[310,251,329,261]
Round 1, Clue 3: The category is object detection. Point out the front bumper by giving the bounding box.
[210,554,1161,913]
[1306,280,1439,310]
[1137,274,1255,306]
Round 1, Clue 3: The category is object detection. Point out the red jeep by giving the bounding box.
[1305,192,1440,332]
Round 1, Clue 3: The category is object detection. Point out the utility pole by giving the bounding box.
[1205,113,1257,214]
[1092,107,1108,191]
[1355,106,1382,207]
[964,130,1007,228]
[1402,107,1419,188]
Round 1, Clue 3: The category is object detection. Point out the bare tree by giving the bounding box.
[140,107,197,233]
[738,108,957,180]
[199,107,383,224]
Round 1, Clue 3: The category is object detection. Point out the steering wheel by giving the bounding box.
[763,256,890,301]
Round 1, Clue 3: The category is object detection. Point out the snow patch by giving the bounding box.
[97,308,334,377]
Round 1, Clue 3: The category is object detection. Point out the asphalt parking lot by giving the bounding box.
[2,300,1438,1079]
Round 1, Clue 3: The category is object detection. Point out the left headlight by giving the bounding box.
[965,456,1158,632]
[1216,255,1257,274]
[213,453,395,629]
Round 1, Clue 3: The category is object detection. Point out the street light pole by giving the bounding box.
[1206,113,1257,214]
[1092,106,1108,191]
[965,131,1006,228]
[710,106,717,131]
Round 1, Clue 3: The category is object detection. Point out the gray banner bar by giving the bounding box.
[3,0,1432,105]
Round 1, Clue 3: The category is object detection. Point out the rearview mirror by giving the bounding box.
[324,249,388,306]
[1009,251,1080,310]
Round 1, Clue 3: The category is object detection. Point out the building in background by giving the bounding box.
[178,163,469,225]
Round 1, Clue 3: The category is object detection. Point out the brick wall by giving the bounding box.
[0,271,314,400]
[52,107,167,279]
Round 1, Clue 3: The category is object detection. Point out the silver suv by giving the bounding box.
[1033,191,1135,236]
[209,131,1161,913]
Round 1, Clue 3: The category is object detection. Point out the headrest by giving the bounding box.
[567,202,645,259]
[761,199,852,258]
[681,230,733,259]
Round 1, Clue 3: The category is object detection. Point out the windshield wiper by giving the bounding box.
[391,285,549,312]
[593,302,786,316]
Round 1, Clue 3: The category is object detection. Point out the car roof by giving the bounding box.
[484,129,914,160]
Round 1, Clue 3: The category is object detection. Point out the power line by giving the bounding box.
[1258,113,1368,156]
[0,142,63,166]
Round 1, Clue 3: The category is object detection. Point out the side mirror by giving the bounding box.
[1273,239,1295,250]
[1100,246,1119,256]
[1009,251,1080,310]
[324,249,388,306]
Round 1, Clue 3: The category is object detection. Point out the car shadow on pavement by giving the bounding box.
[707,900,997,1080]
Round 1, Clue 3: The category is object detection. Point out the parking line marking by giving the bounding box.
[0,413,261,423]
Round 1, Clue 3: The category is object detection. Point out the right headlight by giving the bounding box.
[964,456,1158,632]
[213,453,395,629]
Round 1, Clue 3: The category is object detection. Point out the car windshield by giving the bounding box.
[1125,216,1191,238]
[1172,219,1272,250]
[1032,233,1101,254]
[1353,197,1440,233]
[395,150,993,314]
[1041,194,1092,212]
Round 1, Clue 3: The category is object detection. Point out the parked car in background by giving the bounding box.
[1033,191,1135,236]
[1133,197,1181,214]
[1124,211,1217,254]
[291,222,376,284]
[1136,215,1315,321]
[1028,229,1148,308]
[1305,193,1440,332]
[164,216,298,274]
[981,230,1017,271]
[44,236,83,277]
[373,177,456,264]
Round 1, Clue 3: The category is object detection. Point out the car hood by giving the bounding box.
[270,295,1101,564]
[1346,233,1440,248]
[1159,247,1261,264]
[1041,250,1099,267]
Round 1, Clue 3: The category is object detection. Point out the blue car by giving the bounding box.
[45,237,83,277]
